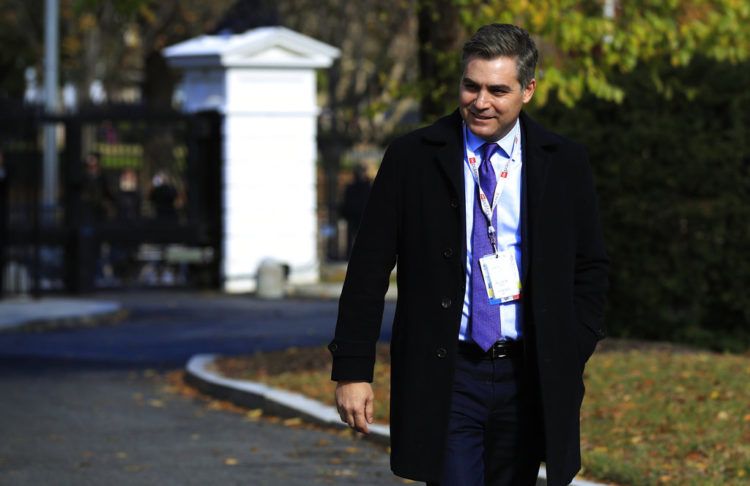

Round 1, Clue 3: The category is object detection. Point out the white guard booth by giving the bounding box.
[164,27,340,293]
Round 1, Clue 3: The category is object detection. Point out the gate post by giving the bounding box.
[165,27,339,293]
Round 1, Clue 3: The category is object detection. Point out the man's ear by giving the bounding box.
[522,78,536,104]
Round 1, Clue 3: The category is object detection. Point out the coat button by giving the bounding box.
[442,247,454,258]
[441,298,452,309]
[328,343,338,352]
[450,199,458,208]
[436,347,447,358]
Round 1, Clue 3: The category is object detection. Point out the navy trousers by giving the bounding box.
[428,343,542,486]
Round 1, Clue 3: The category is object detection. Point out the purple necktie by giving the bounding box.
[470,142,502,351]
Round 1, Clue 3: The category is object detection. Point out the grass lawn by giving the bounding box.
[214,340,750,486]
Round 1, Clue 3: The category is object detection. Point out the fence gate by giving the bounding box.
[0,108,222,297]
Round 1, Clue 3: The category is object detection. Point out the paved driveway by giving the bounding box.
[0,292,394,366]
[0,292,402,485]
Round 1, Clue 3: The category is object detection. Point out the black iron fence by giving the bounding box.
[0,106,222,297]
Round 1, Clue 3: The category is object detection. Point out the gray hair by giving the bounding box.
[462,24,538,89]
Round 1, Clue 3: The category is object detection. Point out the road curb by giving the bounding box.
[185,354,608,486]
[185,354,389,447]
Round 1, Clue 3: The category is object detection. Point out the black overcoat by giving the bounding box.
[329,110,609,486]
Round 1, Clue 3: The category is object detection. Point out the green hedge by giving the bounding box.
[532,58,750,351]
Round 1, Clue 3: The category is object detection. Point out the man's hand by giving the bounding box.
[335,381,374,434]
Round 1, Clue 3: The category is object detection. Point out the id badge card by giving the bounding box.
[479,250,522,304]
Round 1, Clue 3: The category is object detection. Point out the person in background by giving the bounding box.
[116,168,141,223]
[339,163,372,258]
[78,151,115,290]
[149,170,178,222]
[111,167,141,283]
[80,151,114,223]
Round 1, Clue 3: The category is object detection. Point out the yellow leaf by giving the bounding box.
[224,457,238,466]
[245,409,263,420]
[282,417,303,427]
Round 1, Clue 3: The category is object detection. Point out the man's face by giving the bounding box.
[85,156,100,175]
[459,55,536,141]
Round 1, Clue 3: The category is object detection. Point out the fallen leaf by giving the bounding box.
[224,457,238,466]
[207,400,224,410]
[245,409,263,420]
[282,417,302,427]
[148,399,165,408]
[685,451,706,461]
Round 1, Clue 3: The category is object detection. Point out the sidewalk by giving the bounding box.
[0,296,124,332]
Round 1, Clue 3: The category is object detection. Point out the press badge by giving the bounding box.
[479,250,522,304]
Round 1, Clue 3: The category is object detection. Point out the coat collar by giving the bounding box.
[421,110,465,198]
[419,109,561,201]
[519,110,557,223]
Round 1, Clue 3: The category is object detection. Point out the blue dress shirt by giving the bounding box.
[459,118,523,341]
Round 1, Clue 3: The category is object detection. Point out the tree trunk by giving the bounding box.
[142,50,178,110]
[417,0,463,122]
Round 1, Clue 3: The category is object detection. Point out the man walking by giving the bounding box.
[329,24,609,486]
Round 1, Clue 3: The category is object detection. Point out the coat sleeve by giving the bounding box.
[329,142,401,382]
[573,147,609,360]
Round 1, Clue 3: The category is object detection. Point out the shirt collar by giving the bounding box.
[465,118,520,159]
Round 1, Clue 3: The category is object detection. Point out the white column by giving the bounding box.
[221,69,319,292]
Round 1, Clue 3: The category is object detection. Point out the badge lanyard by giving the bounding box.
[463,124,520,255]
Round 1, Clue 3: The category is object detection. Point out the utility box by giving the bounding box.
[164,27,340,293]
[256,259,286,299]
